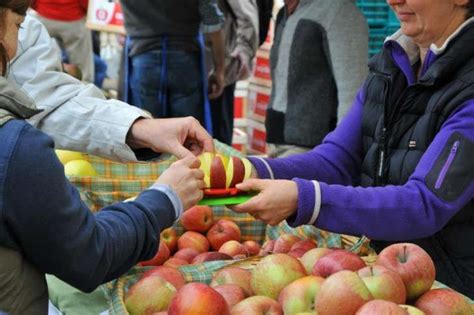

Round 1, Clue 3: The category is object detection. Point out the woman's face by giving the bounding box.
[387,0,469,47]
[1,9,25,59]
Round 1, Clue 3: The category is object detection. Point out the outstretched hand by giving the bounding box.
[127,117,214,159]
[230,179,299,226]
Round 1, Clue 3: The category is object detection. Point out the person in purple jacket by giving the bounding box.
[233,0,474,298]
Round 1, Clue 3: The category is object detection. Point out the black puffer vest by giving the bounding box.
[361,24,474,298]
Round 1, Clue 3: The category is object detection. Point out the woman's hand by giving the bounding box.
[231,179,298,226]
[156,156,205,210]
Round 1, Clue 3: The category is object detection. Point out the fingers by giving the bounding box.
[236,178,266,192]
[177,155,200,168]
[188,119,215,154]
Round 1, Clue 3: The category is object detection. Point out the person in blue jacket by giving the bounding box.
[233,0,474,299]
[0,1,205,313]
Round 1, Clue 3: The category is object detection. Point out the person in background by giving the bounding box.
[120,0,226,134]
[265,0,368,157]
[233,0,474,299]
[0,1,206,314]
[31,0,94,82]
[209,0,259,145]
[12,14,214,162]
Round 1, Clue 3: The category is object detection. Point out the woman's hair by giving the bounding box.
[0,0,30,75]
[468,0,474,18]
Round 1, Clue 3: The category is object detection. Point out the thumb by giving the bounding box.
[179,155,201,168]
[236,178,267,192]
[172,144,194,160]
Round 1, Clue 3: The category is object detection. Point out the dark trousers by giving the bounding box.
[210,83,236,145]
[129,50,204,123]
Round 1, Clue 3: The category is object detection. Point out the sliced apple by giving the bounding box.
[198,152,214,188]
[241,158,253,181]
[210,155,227,189]
[226,157,245,188]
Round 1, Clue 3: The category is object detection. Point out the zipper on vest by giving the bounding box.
[434,141,460,189]
[377,128,387,182]
[371,70,392,186]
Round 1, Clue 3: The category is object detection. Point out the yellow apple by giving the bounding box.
[64,160,98,177]
[55,149,85,165]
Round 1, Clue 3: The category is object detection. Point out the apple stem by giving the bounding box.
[370,266,374,276]
[401,245,408,263]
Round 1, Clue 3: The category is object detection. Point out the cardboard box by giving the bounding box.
[232,128,248,154]
[247,119,268,155]
[86,0,125,34]
[251,49,272,87]
[248,84,271,123]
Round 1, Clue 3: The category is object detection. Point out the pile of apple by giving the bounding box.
[198,152,253,189]
[125,233,473,315]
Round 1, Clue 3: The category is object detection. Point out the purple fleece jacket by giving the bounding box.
[249,41,474,242]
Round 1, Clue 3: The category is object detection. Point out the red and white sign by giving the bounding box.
[87,0,125,34]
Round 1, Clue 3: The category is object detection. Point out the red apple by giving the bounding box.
[290,239,317,253]
[299,247,333,274]
[278,276,325,314]
[315,270,373,315]
[243,240,261,256]
[142,266,186,290]
[399,305,426,314]
[357,265,406,304]
[251,253,307,299]
[125,275,176,314]
[161,227,178,254]
[226,156,246,188]
[191,251,233,264]
[273,234,301,253]
[414,288,471,315]
[288,247,308,258]
[219,240,248,257]
[213,284,247,309]
[312,249,365,277]
[177,231,210,253]
[140,241,170,267]
[260,239,276,256]
[168,283,229,315]
[173,248,200,263]
[207,219,241,251]
[163,257,189,269]
[210,266,254,296]
[181,205,214,233]
[376,243,435,301]
[230,296,283,315]
[356,300,408,315]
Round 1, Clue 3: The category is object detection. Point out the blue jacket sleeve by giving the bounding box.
[294,100,474,241]
[3,125,175,292]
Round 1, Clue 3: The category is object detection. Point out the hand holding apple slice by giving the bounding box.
[198,152,252,189]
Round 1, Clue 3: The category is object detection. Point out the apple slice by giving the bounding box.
[226,157,246,188]
[198,152,214,188]
[210,155,227,189]
[241,158,253,181]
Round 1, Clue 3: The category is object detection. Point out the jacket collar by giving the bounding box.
[0,77,42,127]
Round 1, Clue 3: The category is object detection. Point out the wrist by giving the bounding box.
[126,118,150,149]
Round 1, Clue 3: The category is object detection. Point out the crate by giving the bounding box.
[368,28,388,56]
